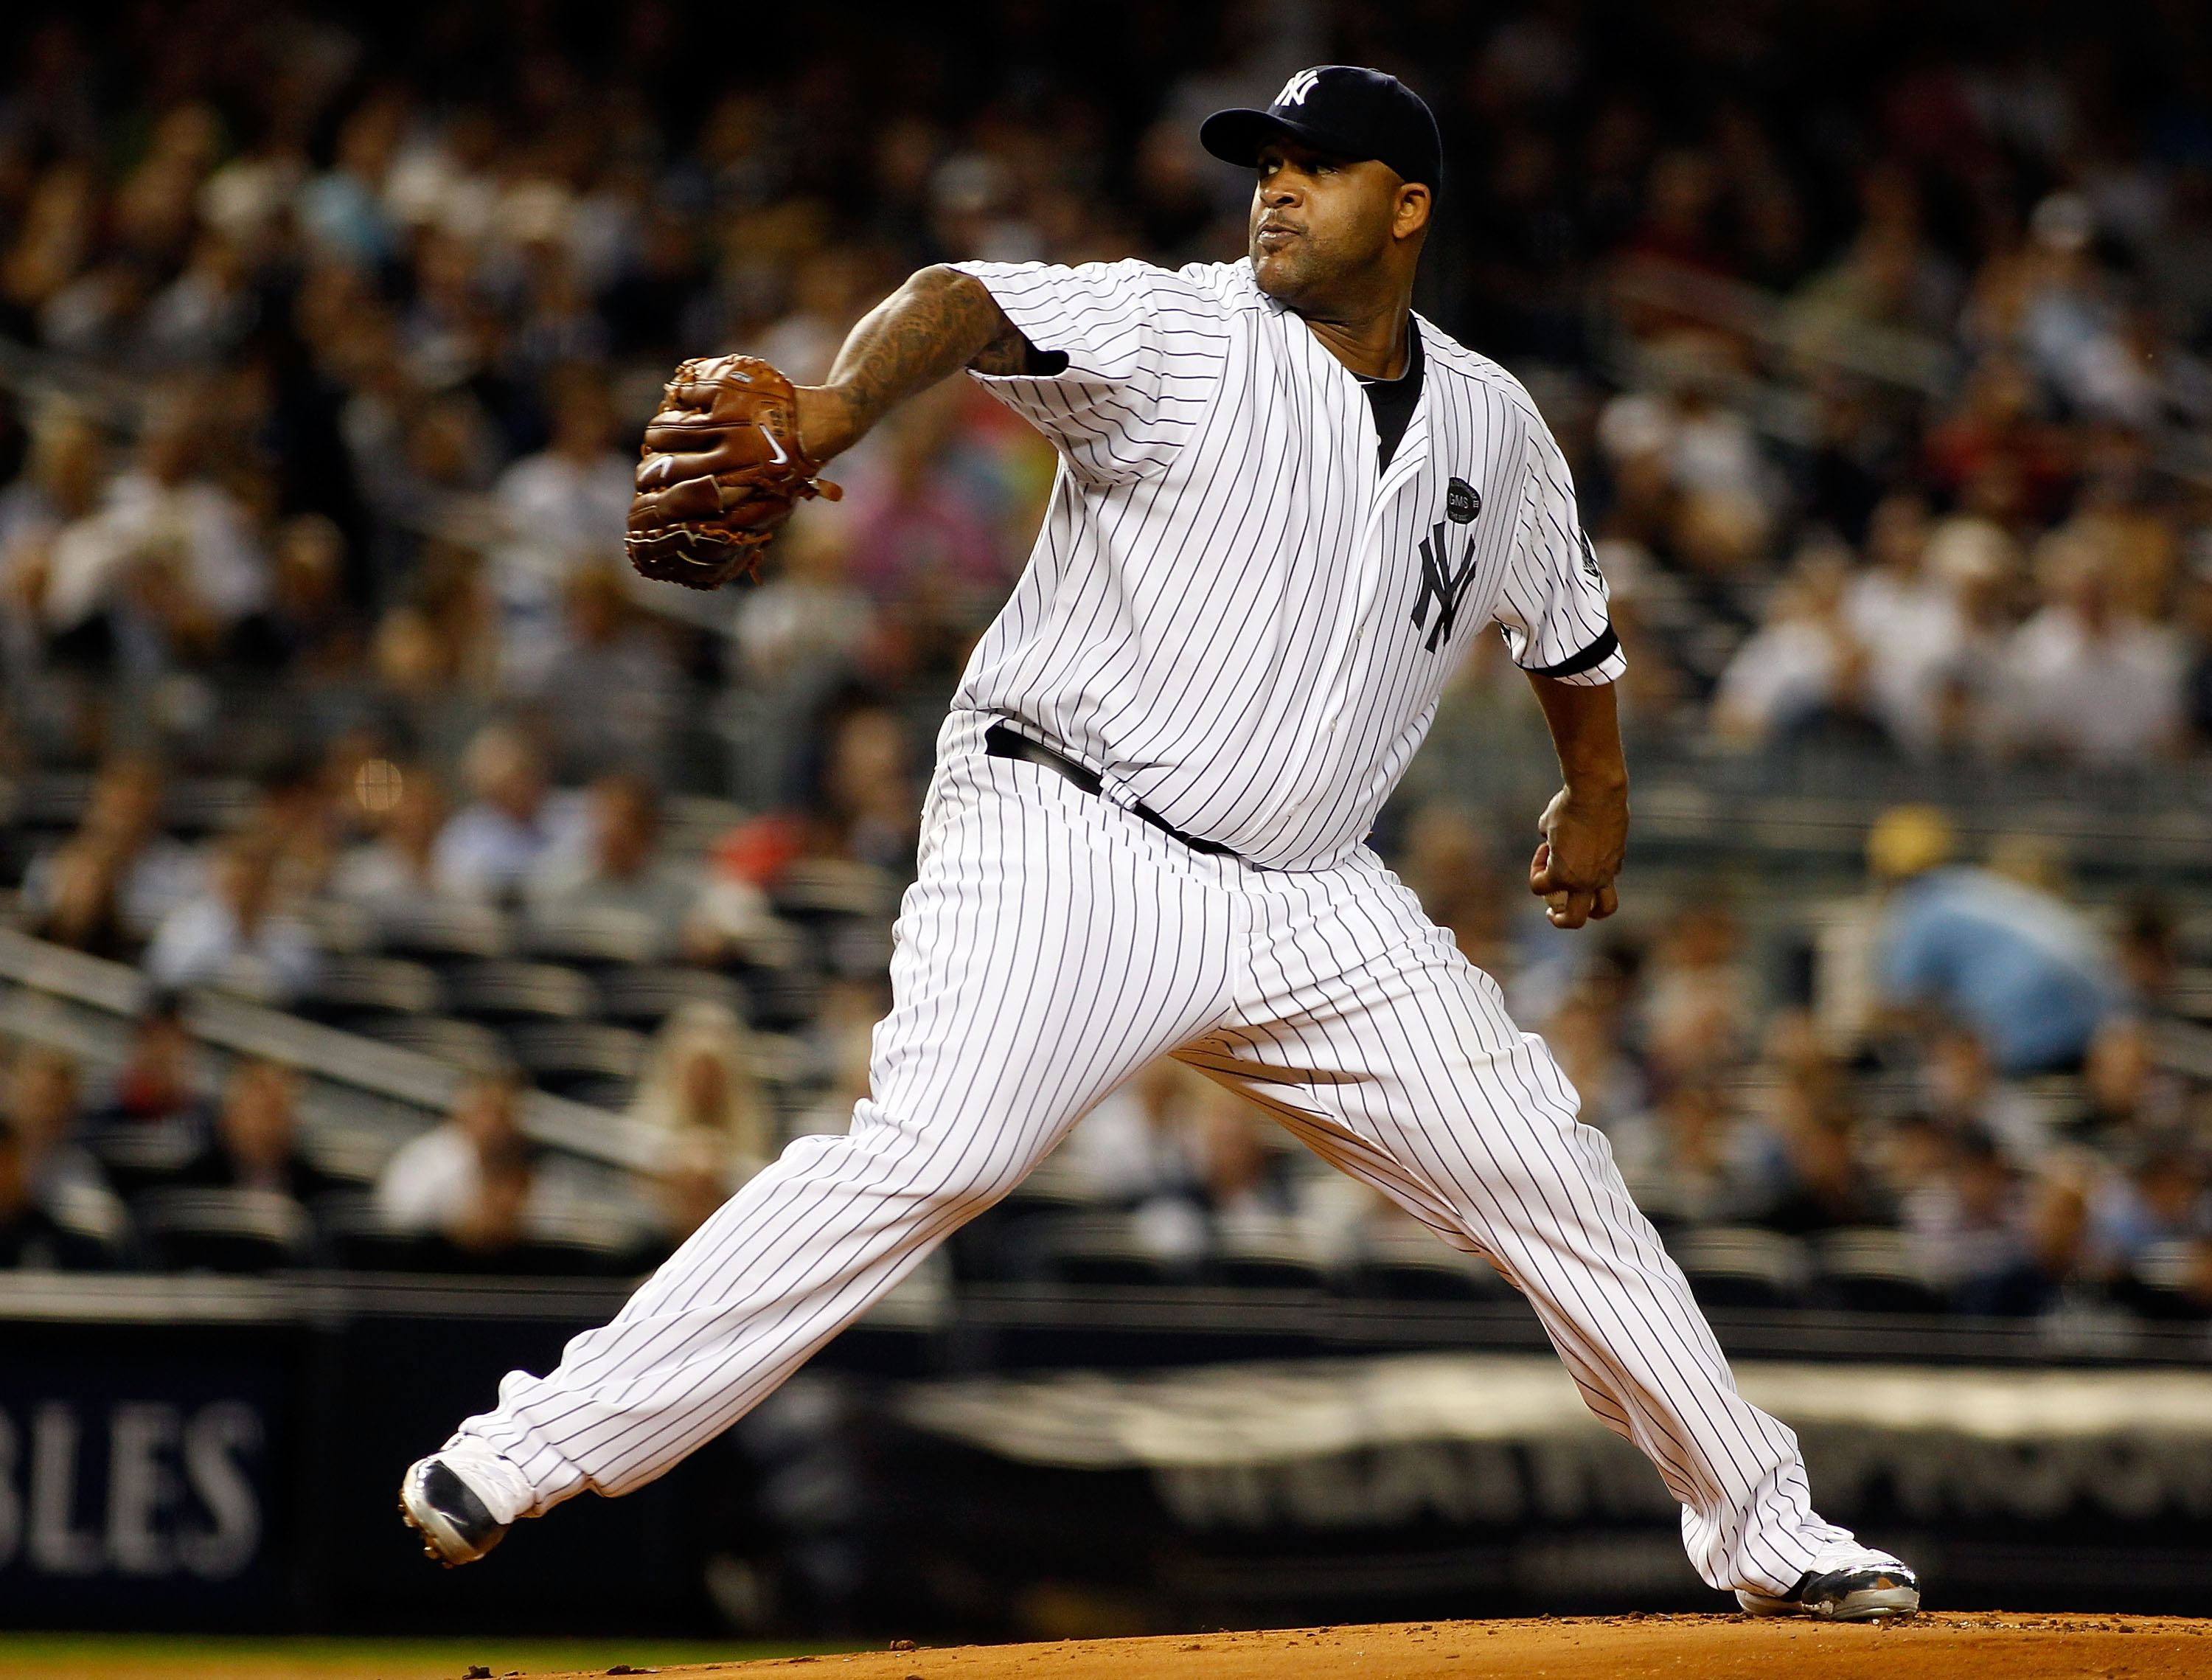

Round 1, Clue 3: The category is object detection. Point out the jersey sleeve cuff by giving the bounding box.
[1520,625,1625,686]
[950,261,1081,381]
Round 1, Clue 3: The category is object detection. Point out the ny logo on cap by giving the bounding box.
[1276,68,1322,109]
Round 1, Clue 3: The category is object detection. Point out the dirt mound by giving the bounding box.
[526,1611,2210,1680]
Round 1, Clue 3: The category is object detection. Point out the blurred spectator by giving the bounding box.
[295,89,403,271]
[1711,547,1877,748]
[1841,493,1971,757]
[370,541,502,764]
[249,515,358,681]
[87,990,209,1128]
[848,385,1009,614]
[0,1121,106,1269]
[1901,1130,2081,1315]
[40,397,268,662]
[2113,895,2181,1013]
[1596,347,1779,577]
[1641,900,1753,1080]
[1916,1023,2058,1166]
[5,1044,116,1232]
[438,1134,538,1264]
[787,977,886,1139]
[1900,1128,2016,1297]
[528,774,698,955]
[1759,1012,1885,1233]
[21,756,202,947]
[432,723,585,903]
[330,763,448,907]
[492,372,638,688]
[375,1069,533,1235]
[654,1125,737,1249]
[1057,1059,1296,1252]
[140,230,257,369]
[1991,532,2185,763]
[1869,805,2121,1077]
[736,517,877,694]
[0,408,105,746]
[1608,1078,1791,1227]
[2085,1148,2212,1280]
[27,825,135,958]
[143,829,321,1005]
[1541,971,1648,1136]
[1920,358,2071,531]
[626,1001,775,1182]
[513,562,678,781]
[178,1058,344,1201]
[1060,1058,1211,1207]
[1397,804,1511,974]
[1190,1077,1301,1227]
[495,368,635,572]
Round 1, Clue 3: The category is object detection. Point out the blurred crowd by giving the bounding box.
[0,2,2211,1312]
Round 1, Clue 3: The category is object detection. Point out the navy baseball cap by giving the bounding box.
[1200,66,1442,192]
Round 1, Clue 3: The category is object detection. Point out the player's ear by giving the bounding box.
[1396,183,1432,241]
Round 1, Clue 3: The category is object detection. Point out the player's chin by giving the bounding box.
[1250,248,1313,299]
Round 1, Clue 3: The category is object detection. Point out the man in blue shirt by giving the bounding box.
[1872,806,2120,1075]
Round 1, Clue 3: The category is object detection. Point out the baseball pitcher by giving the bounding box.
[403,66,1917,1623]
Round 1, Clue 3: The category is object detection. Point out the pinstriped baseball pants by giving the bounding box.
[456,710,1848,1597]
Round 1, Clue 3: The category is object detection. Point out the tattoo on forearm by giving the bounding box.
[824,266,1033,436]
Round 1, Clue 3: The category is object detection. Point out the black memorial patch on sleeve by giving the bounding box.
[1446,477,1481,523]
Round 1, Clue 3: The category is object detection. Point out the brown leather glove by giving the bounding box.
[625,354,841,590]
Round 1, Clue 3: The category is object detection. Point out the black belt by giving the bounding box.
[984,723,1239,858]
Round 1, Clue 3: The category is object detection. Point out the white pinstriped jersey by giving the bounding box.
[950,256,1624,872]
[448,271,1858,1609]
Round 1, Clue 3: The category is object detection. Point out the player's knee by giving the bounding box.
[919,1145,1034,1214]
[843,1100,1037,1213]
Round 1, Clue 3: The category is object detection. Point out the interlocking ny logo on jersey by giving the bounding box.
[1412,522,1479,653]
[1276,69,1322,108]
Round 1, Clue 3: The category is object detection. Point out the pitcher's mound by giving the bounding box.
[528,1612,2211,1680]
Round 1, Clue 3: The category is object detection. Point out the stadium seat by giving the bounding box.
[80,1113,205,1196]
[1811,1226,1946,1314]
[15,771,93,835]
[442,960,597,1024]
[412,1208,655,1278]
[509,1021,650,1104]
[372,899,512,962]
[818,916,895,979]
[162,778,255,838]
[1352,1221,1514,1301]
[356,1015,511,1072]
[2122,1239,2212,1320]
[294,1125,394,1187]
[745,967,822,1030]
[311,1190,433,1272]
[521,905,667,968]
[771,858,900,919]
[594,965,748,1028]
[507,1209,659,1277]
[300,898,374,955]
[38,1181,128,1269]
[294,955,442,1024]
[1214,1219,1326,1291]
[1669,1226,1811,1310]
[135,1187,311,1273]
[1043,1209,1191,1286]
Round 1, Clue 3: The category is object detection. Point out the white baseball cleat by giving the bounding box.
[398,1454,509,1567]
[1736,1541,1920,1622]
